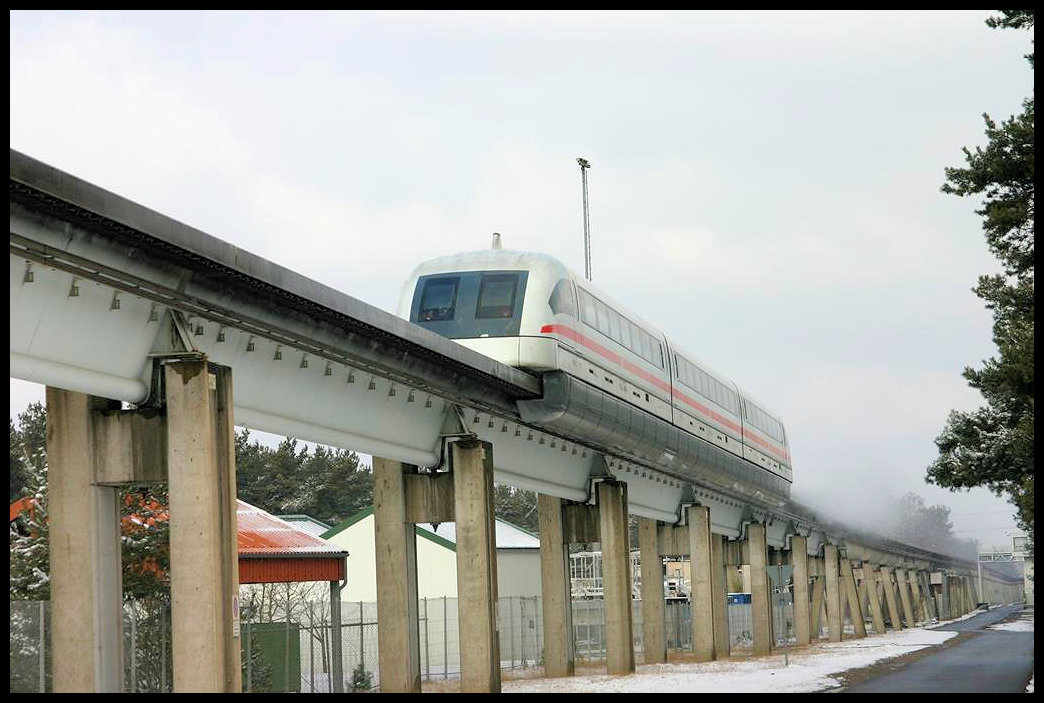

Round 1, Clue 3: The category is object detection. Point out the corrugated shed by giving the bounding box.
[236,500,347,584]
[237,500,348,557]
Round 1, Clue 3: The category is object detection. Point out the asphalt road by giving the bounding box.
[843,604,1034,693]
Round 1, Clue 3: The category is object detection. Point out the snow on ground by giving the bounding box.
[1027,675,1034,693]
[988,620,1034,633]
[988,608,1034,634]
[503,628,957,693]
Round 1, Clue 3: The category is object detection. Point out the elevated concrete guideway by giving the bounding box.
[12,150,1019,693]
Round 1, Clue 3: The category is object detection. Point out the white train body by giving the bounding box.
[398,248,792,495]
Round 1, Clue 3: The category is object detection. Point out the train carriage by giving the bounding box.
[398,244,793,497]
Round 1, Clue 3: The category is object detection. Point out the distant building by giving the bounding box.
[321,507,541,602]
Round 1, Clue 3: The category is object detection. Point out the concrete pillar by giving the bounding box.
[46,389,124,693]
[863,567,887,634]
[839,558,866,638]
[452,440,501,693]
[747,523,773,656]
[165,361,241,693]
[638,518,666,664]
[538,494,575,677]
[688,506,715,662]
[373,456,421,693]
[599,481,635,675]
[710,534,730,659]
[907,570,923,624]
[894,568,915,627]
[810,564,825,639]
[823,546,842,642]
[790,536,811,646]
[880,566,903,630]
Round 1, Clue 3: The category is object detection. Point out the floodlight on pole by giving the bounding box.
[577,157,592,281]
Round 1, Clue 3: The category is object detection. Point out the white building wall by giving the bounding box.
[496,550,542,598]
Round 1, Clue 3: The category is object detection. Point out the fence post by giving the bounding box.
[245,621,252,693]
[423,597,430,680]
[309,603,315,693]
[285,584,291,693]
[130,607,137,693]
[161,605,168,693]
[39,601,46,693]
[359,599,365,681]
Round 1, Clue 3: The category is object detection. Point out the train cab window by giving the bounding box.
[419,277,459,321]
[475,274,519,319]
[548,278,577,317]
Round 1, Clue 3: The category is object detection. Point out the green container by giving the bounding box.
[241,622,301,693]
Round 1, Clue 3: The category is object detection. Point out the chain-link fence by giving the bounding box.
[13,593,805,692]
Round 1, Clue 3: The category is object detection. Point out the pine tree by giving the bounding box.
[928,11,1034,547]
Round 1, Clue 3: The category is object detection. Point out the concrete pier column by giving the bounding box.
[599,480,635,675]
[839,558,866,638]
[452,440,501,693]
[374,456,421,693]
[165,361,241,693]
[810,562,825,639]
[688,506,715,662]
[907,570,923,624]
[539,494,575,677]
[638,517,666,664]
[863,567,887,634]
[894,568,916,627]
[710,534,730,659]
[790,536,811,646]
[920,572,937,620]
[46,389,124,693]
[823,545,843,642]
[747,523,773,656]
[880,566,903,629]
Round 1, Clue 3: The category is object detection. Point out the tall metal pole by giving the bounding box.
[577,158,592,281]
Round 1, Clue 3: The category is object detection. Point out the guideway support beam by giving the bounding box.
[895,567,916,627]
[539,495,575,677]
[747,523,774,656]
[165,361,242,693]
[839,557,866,638]
[823,545,842,642]
[46,389,124,693]
[599,480,636,675]
[47,360,243,693]
[790,536,811,646]
[375,440,501,693]
[639,517,666,664]
[688,506,715,662]
[880,566,904,629]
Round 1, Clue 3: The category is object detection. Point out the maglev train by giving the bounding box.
[397,242,793,499]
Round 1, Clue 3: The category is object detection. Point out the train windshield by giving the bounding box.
[411,270,528,338]
[419,277,459,321]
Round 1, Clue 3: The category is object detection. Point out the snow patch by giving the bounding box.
[504,628,957,693]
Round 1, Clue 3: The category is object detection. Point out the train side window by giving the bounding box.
[579,289,596,327]
[608,309,622,344]
[549,278,578,317]
[419,276,460,321]
[594,299,609,335]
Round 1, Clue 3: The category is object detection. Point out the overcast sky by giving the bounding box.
[10,10,1031,548]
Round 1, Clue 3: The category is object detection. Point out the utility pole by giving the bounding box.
[577,157,592,281]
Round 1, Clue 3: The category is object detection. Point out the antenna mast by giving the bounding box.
[577,157,592,281]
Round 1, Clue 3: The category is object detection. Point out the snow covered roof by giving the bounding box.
[274,514,333,539]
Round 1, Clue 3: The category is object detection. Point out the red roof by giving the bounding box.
[12,496,348,585]
[236,500,347,558]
